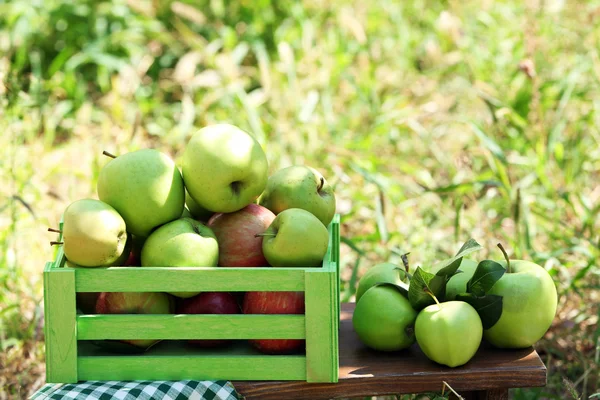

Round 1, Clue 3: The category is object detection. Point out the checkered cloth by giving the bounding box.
[30,380,243,400]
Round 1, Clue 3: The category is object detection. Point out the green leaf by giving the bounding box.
[408,267,445,311]
[435,238,483,277]
[373,281,409,298]
[456,293,503,329]
[467,260,506,297]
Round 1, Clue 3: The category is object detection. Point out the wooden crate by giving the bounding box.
[44,215,340,383]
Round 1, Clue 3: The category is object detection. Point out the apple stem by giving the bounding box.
[497,243,511,273]
[424,289,441,309]
[50,241,64,246]
[400,252,410,274]
[102,150,117,159]
[317,177,325,192]
[48,228,62,233]
[255,233,276,238]
[442,381,464,400]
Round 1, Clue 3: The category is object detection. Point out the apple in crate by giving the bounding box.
[97,149,185,238]
[207,204,275,267]
[95,291,174,350]
[141,218,219,298]
[243,291,305,354]
[258,208,329,268]
[182,124,269,213]
[176,292,241,347]
[259,165,336,227]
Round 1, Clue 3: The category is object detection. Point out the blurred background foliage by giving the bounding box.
[1,0,599,398]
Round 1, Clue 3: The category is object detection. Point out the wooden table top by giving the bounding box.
[234,303,547,399]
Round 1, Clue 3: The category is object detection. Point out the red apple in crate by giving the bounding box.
[207,204,275,267]
[176,292,241,347]
[95,291,174,349]
[242,291,305,354]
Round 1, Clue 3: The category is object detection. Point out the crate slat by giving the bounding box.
[78,355,307,381]
[75,267,306,292]
[44,266,78,383]
[77,314,306,340]
[305,270,339,383]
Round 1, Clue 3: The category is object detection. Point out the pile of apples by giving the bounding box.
[352,244,558,368]
[51,124,336,354]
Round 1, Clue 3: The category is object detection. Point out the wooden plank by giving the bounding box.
[233,303,547,399]
[44,267,78,383]
[304,270,338,383]
[75,267,305,292]
[78,355,306,381]
[77,314,305,340]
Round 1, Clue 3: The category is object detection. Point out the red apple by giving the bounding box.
[242,291,305,354]
[207,204,275,267]
[95,291,174,349]
[176,292,241,347]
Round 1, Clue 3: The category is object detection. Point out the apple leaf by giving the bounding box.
[408,267,446,311]
[435,238,483,277]
[467,260,506,297]
[373,281,409,298]
[456,293,503,330]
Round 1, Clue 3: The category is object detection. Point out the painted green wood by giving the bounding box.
[44,267,78,383]
[77,314,306,340]
[75,267,306,292]
[44,215,341,383]
[305,269,338,383]
[78,355,307,381]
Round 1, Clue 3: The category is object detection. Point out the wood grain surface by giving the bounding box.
[233,303,547,399]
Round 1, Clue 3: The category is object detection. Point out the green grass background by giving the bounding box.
[1,0,599,398]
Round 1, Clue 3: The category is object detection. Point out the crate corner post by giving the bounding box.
[44,264,78,383]
[305,268,339,383]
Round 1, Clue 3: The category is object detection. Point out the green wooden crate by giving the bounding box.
[44,215,340,384]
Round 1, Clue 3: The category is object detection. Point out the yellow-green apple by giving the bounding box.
[257,208,329,268]
[415,301,483,367]
[182,124,268,213]
[242,291,305,354]
[176,292,240,347]
[356,262,405,302]
[444,258,478,300]
[258,165,336,227]
[62,199,130,267]
[185,189,213,222]
[95,291,174,349]
[141,218,219,298]
[97,149,185,237]
[352,285,417,351]
[207,204,275,267]
[483,259,557,348]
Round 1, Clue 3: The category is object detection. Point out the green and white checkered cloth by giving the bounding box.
[30,380,243,400]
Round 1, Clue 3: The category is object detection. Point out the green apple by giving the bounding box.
[352,285,417,351]
[258,165,336,227]
[62,199,129,267]
[141,218,219,298]
[415,301,483,367]
[97,149,185,237]
[444,258,478,300]
[182,124,268,213]
[185,189,213,221]
[484,259,557,348]
[258,208,328,267]
[356,262,404,302]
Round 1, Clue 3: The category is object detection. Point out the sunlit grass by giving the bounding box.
[1,0,599,398]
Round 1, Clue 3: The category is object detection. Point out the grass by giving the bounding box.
[1,0,599,398]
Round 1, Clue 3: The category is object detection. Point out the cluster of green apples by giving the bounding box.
[352,252,557,368]
[51,124,336,352]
